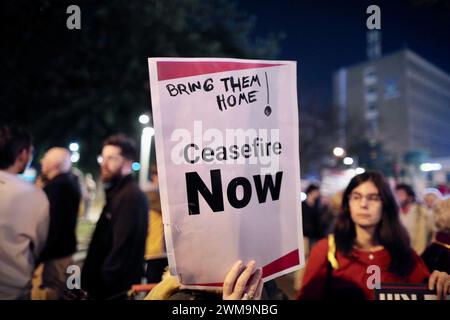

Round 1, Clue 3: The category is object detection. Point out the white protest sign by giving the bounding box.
[148,57,304,288]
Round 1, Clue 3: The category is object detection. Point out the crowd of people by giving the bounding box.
[0,124,449,300]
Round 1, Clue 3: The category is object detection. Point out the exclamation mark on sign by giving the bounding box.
[264,72,271,116]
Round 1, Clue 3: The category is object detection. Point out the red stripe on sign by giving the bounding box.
[157,61,284,81]
[184,249,300,287]
[184,282,223,287]
[262,249,300,278]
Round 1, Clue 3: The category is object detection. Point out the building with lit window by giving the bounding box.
[333,49,450,160]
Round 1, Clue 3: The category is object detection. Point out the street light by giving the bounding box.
[139,125,155,190]
[343,157,354,165]
[300,192,307,202]
[69,142,80,164]
[70,152,80,163]
[355,167,365,175]
[69,142,79,152]
[333,147,345,157]
[139,114,150,125]
[132,162,141,171]
[420,163,442,172]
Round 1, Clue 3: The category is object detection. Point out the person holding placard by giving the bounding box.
[145,260,263,300]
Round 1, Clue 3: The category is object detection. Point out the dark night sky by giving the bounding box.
[238,0,450,109]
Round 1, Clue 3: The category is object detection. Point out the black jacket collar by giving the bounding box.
[105,174,133,198]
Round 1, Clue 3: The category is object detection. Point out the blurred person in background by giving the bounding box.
[295,185,333,294]
[81,134,148,300]
[421,197,450,273]
[144,164,168,284]
[423,188,443,211]
[82,173,97,220]
[395,183,433,254]
[323,190,344,235]
[302,184,323,256]
[0,125,49,299]
[33,147,81,299]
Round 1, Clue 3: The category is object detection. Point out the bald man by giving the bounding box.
[35,147,81,299]
[40,148,72,182]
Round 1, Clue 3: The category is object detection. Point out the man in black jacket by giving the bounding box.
[302,184,323,255]
[81,135,148,300]
[37,147,81,299]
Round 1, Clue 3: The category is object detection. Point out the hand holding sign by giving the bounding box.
[223,260,263,300]
[428,270,450,300]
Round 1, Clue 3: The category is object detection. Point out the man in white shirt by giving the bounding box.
[0,125,49,299]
